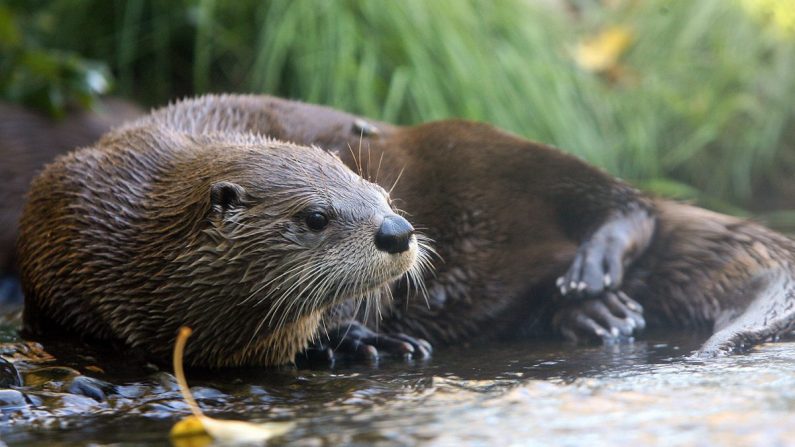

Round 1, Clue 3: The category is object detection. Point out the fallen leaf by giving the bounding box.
[169,327,294,446]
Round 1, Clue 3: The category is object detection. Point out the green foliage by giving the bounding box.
[0,1,111,117]
[600,1,795,208]
[6,0,795,215]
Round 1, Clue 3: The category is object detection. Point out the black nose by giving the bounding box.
[375,215,414,254]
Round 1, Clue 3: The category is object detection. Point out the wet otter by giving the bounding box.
[126,95,794,358]
[18,119,431,367]
[0,99,141,303]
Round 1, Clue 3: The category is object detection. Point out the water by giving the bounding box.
[2,311,795,447]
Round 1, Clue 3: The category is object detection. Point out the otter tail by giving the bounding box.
[697,268,795,357]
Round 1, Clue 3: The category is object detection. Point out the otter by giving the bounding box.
[0,99,141,303]
[18,119,431,367]
[123,95,794,358]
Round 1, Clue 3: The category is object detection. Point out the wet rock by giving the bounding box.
[24,366,81,387]
[0,357,21,387]
[1,341,54,363]
[0,275,23,307]
[67,375,116,402]
[0,389,27,410]
[46,391,104,416]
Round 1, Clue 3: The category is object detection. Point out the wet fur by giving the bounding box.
[140,95,795,356]
[625,201,795,354]
[19,113,427,367]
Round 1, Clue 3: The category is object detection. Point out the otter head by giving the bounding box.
[180,137,431,365]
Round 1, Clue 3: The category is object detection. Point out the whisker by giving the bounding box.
[334,293,365,352]
[346,143,363,177]
[375,151,384,185]
[389,164,406,195]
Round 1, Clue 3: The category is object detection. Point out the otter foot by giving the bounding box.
[298,321,432,364]
[557,207,655,297]
[553,291,645,343]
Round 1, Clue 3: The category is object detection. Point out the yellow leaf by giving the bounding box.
[169,327,295,446]
[574,26,634,72]
[170,415,294,446]
[199,417,294,444]
[741,0,795,37]
[170,415,212,447]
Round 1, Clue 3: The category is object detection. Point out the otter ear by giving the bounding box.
[210,181,247,216]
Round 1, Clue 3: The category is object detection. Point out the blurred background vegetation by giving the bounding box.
[2,0,794,224]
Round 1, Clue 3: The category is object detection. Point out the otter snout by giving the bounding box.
[375,214,415,254]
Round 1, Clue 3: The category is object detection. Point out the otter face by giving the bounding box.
[203,143,432,332]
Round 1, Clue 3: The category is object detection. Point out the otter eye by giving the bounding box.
[305,212,329,231]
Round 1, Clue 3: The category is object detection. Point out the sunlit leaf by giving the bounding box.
[169,327,294,446]
[574,26,634,73]
[741,0,795,37]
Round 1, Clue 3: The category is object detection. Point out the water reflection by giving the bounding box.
[2,317,794,446]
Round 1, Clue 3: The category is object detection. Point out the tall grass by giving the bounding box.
[18,0,795,213]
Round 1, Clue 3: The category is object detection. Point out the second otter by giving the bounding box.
[130,95,795,358]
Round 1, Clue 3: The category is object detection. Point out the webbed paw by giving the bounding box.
[296,321,432,365]
[557,207,655,298]
[553,291,645,343]
[556,234,627,297]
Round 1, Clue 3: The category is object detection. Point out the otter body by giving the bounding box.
[19,114,428,367]
[21,95,795,364]
[127,95,794,357]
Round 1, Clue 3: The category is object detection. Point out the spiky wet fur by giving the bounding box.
[19,113,429,367]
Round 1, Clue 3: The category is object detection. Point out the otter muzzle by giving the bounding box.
[375,214,415,254]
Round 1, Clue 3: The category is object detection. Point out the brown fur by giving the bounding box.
[18,111,427,367]
[0,99,142,273]
[20,94,795,362]
[625,201,795,352]
[134,95,795,356]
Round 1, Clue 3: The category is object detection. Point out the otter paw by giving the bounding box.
[556,234,627,298]
[553,291,645,343]
[556,206,655,298]
[300,322,432,364]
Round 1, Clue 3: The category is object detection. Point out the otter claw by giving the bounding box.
[553,291,645,344]
[298,321,432,365]
[558,208,654,299]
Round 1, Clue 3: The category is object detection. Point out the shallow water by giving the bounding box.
[1,312,795,447]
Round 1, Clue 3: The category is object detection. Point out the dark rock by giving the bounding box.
[0,357,21,388]
[67,375,116,402]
